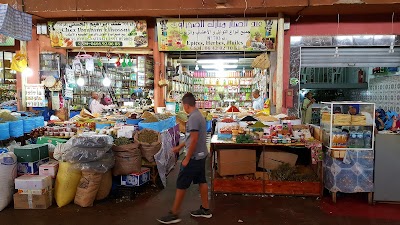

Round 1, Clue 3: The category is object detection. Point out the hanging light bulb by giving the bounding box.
[22,67,33,77]
[195,64,199,71]
[76,77,85,86]
[103,77,111,87]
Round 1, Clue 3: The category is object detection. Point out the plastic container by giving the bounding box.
[0,122,10,141]
[23,117,35,134]
[95,123,112,130]
[9,120,23,138]
[364,130,372,148]
[126,119,143,125]
[34,116,45,128]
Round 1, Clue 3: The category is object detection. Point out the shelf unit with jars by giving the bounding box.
[0,51,17,102]
[39,52,64,81]
[70,54,153,109]
[192,70,255,109]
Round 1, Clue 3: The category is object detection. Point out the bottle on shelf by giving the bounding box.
[348,127,357,148]
[363,130,372,148]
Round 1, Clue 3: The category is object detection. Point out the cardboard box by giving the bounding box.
[217,149,256,176]
[255,172,270,180]
[36,137,68,146]
[13,190,53,209]
[121,167,151,187]
[17,158,50,175]
[258,151,298,170]
[15,175,52,190]
[18,187,51,195]
[39,160,59,178]
[14,144,49,163]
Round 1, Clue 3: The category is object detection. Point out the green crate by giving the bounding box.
[14,144,49,163]
[36,137,68,146]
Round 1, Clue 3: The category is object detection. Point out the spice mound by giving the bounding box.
[137,129,159,143]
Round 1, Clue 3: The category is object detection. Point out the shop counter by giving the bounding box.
[210,135,323,197]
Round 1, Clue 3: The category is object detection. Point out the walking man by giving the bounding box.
[157,93,212,224]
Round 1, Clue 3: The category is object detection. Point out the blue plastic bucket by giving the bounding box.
[0,122,10,140]
[126,119,143,125]
[23,117,35,133]
[9,120,23,137]
[34,116,45,128]
[96,123,112,130]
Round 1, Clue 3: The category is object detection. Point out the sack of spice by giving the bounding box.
[134,129,162,162]
[112,142,141,176]
[74,171,103,207]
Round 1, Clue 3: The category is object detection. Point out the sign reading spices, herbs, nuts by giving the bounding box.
[48,21,148,48]
[157,18,277,51]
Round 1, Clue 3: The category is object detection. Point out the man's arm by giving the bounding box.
[182,131,199,166]
[172,142,186,153]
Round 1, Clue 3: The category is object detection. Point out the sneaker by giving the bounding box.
[157,212,182,224]
[190,206,213,218]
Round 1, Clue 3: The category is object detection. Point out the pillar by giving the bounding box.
[275,13,285,114]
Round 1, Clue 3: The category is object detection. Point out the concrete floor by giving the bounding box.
[2,159,400,225]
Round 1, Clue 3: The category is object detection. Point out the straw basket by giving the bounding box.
[251,53,270,69]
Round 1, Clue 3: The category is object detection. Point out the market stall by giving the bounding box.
[209,111,323,196]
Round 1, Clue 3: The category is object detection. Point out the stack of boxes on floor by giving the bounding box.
[13,143,59,209]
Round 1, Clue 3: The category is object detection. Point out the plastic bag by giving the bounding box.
[10,52,28,72]
[6,140,20,152]
[74,171,102,207]
[63,135,113,163]
[0,152,17,211]
[0,122,10,141]
[72,151,115,173]
[55,162,82,207]
[9,120,23,138]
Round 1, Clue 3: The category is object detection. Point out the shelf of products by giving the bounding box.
[0,52,17,102]
[40,53,62,81]
[320,101,375,153]
[69,54,153,109]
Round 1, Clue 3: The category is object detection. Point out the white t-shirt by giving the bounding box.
[253,96,264,110]
[89,99,106,114]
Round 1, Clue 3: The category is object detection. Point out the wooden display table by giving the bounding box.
[210,135,323,197]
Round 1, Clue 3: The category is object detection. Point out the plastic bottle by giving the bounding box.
[364,130,372,148]
[348,127,356,148]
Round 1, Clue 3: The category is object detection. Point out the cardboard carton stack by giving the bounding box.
[121,167,151,187]
[14,175,53,209]
[14,144,49,175]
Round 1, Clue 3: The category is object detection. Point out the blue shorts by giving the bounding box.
[176,158,207,189]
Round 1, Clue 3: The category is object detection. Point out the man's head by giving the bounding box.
[182,92,197,114]
[252,89,260,99]
[306,92,313,99]
[91,92,99,100]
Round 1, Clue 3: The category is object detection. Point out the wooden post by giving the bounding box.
[20,41,27,111]
[276,13,285,113]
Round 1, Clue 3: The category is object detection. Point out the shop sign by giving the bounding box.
[26,84,45,107]
[0,34,14,46]
[157,18,277,51]
[48,20,148,48]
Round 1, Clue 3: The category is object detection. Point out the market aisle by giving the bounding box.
[1,159,400,225]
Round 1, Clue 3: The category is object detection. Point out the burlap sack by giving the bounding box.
[112,143,141,176]
[74,171,103,207]
[134,130,162,162]
[96,170,112,201]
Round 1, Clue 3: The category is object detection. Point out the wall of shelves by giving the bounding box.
[69,54,153,109]
[0,52,17,102]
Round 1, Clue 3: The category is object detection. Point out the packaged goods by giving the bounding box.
[55,162,82,207]
[14,144,49,162]
[74,171,103,207]
[0,152,17,211]
[15,175,52,190]
[39,160,59,178]
[17,158,50,175]
[13,190,52,209]
[96,170,112,200]
[121,167,151,186]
